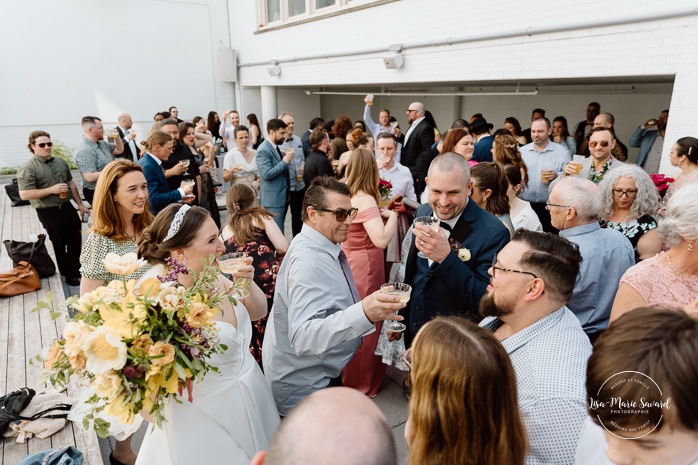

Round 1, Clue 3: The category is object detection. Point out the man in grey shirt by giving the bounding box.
[75,115,123,204]
[262,176,406,416]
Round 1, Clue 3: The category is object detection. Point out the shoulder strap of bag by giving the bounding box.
[7,240,38,264]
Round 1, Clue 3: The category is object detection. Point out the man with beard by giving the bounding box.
[479,229,591,465]
[257,118,293,232]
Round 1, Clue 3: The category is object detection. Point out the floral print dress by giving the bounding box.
[602,214,657,263]
[221,225,280,368]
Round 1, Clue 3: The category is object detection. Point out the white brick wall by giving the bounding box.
[229,0,698,174]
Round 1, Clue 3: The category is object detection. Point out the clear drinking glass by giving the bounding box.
[217,252,250,299]
[380,283,411,332]
[413,216,441,259]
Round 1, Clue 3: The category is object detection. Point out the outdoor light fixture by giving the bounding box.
[383,54,404,69]
[267,61,281,77]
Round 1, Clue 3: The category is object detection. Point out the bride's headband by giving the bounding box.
[164,205,191,242]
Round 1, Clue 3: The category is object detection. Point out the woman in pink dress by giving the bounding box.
[341,147,398,397]
[611,183,698,322]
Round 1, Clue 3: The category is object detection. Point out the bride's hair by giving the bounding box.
[138,204,210,264]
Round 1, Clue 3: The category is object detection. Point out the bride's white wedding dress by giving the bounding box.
[135,301,280,465]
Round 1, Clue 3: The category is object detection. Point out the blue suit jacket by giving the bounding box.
[404,200,510,337]
[138,153,182,216]
[256,139,289,210]
[473,135,494,162]
[629,126,660,167]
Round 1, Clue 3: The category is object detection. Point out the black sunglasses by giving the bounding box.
[313,207,358,222]
[37,142,53,148]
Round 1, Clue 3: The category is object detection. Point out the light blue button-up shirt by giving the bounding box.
[519,141,571,203]
[279,134,305,192]
[262,224,374,416]
[559,221,634,334]
[481,308,592,465]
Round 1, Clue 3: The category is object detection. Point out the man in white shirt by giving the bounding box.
[220,110,240,151]
[377,132,417,278]
[362,95,394,137]
[116,113,139,162]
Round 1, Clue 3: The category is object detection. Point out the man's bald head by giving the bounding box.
[253,387,397,465]
[118,113,133,130]
[593,112,615,129]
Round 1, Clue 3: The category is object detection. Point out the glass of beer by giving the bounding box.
[540,164,553,183]
[572,162,583,175]
[366,94,374,106]
[380,283,411,332]
[107,128,119,140]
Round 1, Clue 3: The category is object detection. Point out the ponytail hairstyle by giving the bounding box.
[138,204,211,265]
[225,184,275,246]
[470,162,511,216]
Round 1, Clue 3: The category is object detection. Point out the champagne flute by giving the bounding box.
[380,283,411,333]
[413,216,441,259]
[217,252,250,299]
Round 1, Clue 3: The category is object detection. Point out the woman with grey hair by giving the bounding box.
[598,164,661,262]
[610,183,698,322]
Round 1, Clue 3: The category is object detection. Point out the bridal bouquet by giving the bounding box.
[379,178,393,199]
[649,173,674,198]
[38,253,233,436]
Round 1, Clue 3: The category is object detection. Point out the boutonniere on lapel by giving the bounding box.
[449,238,471,262]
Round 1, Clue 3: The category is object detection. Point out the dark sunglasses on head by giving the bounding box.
[589,140,610,148]
[37,142,53,148]
[313,207,358,222]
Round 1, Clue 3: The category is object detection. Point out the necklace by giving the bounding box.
[663,251,698,295]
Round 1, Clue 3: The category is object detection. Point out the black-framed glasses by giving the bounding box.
[491,253,538,279]
[37,142,53,148]
[612,188,638,198]
[312,206,358,222]
[545,202,570,210]
[406,108,418,113]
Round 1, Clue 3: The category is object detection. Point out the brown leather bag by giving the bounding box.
[0,261,41,297]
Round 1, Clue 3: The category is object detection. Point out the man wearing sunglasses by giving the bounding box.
[479,229,591,465]
[555,127,625,187]
[548,177,634,343]
[17,131,89,287]
[263,176,407,416]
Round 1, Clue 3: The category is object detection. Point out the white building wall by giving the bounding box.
[1,0,235,168]
[229,0,698,174]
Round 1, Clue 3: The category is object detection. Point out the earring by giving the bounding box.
[689,242,694,252]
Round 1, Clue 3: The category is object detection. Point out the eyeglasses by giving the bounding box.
[491,253,538,279]
[545,202,570,210]
[312,206,358,222]
[406,109,418,113]
[589,140,611,148]
[36,142,53,148]
[612,188,638,198]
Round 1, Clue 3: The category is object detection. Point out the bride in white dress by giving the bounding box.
[135,204,280,465]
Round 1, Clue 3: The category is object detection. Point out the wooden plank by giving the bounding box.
[3,295,29,463]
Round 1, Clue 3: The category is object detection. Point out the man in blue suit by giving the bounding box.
[471,117,494,162]
[404,152,510,342]
[138,131,194,216]
[629,109,669,174]
[257,118,294,233]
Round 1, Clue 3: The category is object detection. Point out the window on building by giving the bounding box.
[259,0,381,27]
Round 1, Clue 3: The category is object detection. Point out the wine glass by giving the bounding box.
[217,252,250,299]
[413,216,441,259]
[380,283,411,333]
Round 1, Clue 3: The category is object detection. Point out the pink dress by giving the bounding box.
[341,206,386,397]
[620,252,698,308]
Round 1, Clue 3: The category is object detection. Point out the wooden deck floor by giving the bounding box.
[0,188,101,465]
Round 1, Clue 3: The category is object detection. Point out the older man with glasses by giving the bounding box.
[479,229,591,465]
[262,176,406,416]
[547,177,634,342]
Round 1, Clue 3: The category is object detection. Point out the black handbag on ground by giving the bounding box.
[4,234,56,278]
[3,178,30,207]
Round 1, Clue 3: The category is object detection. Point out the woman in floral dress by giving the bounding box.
[219,184,288,366]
